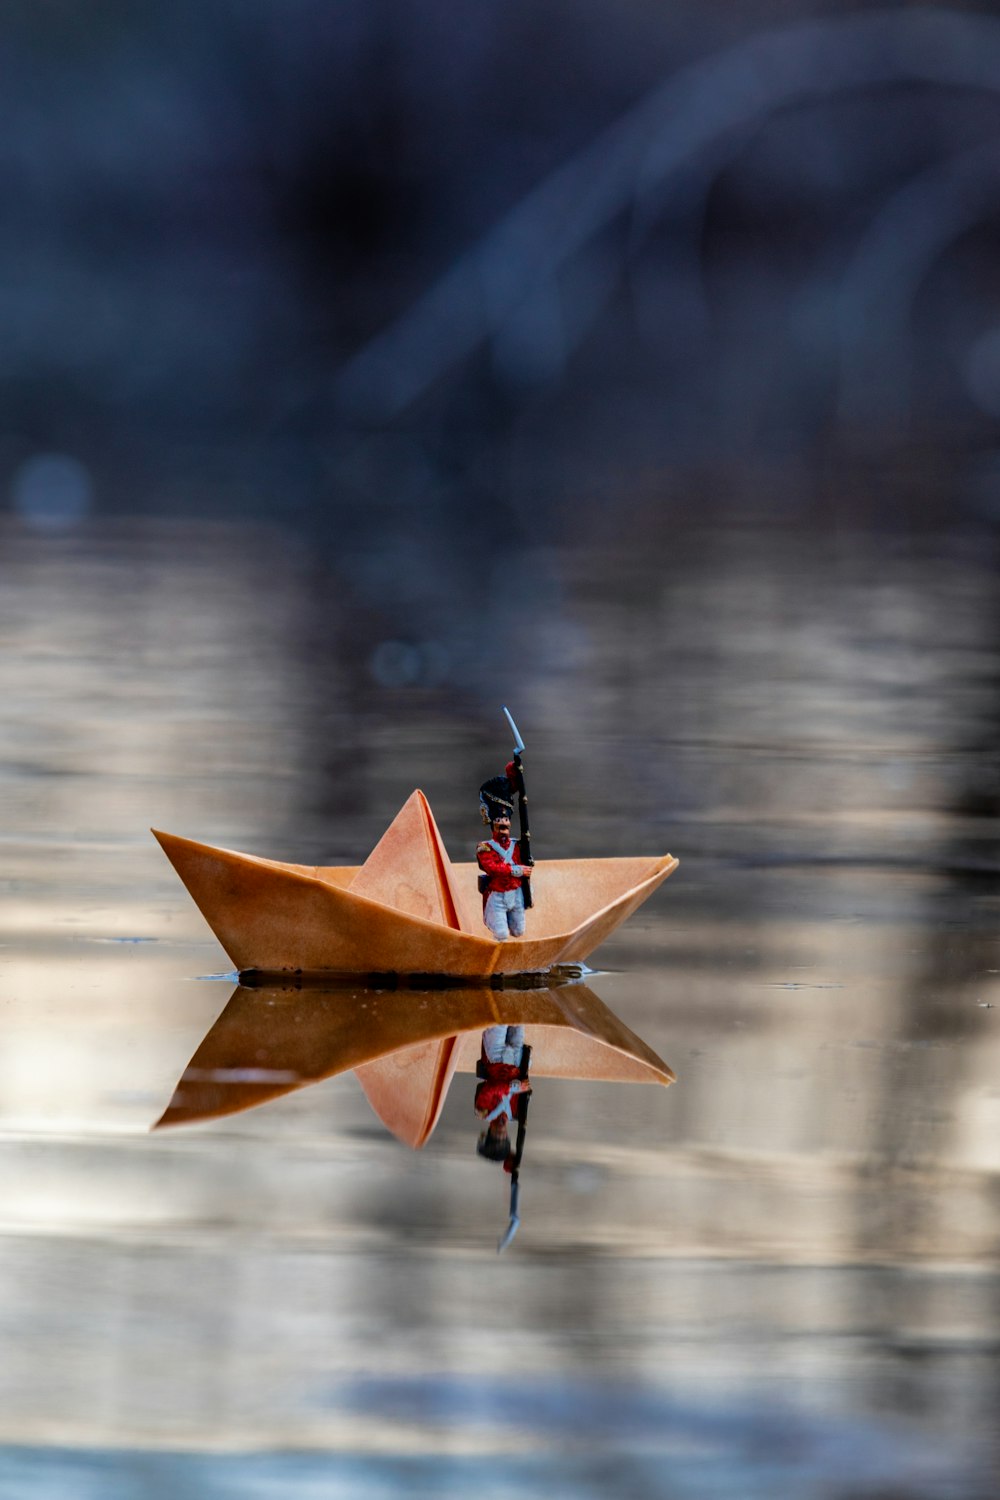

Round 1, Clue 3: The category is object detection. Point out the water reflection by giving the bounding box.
[156,977,672,1254]
[475,1025,532,1251]
[4,520,1000,1495]
[157,979,674,1146]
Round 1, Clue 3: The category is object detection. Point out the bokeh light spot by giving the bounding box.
[370,640,424,688]
[11,454,94,531]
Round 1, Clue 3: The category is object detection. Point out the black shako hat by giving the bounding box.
[479,774,514,825]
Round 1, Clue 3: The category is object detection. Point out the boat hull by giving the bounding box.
[152,792,677,978]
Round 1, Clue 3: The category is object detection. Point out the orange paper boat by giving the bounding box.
[155,978,675,1145]
[153,790,677,979]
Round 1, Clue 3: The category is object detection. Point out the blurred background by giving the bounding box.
[7,2,1000,553]
[3,1,1000,1497]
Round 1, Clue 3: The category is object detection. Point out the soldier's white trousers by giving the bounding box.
[484,888,526,941]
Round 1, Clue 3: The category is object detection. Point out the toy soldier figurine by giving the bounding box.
[475,1024,531,1157]
[475,1023,532,1251]
[477,769,532,941]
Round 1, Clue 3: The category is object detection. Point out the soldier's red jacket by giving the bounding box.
[476,834,528,894]
[474,1062,529,1119]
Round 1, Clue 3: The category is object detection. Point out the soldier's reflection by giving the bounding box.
[476,1024,532,1250]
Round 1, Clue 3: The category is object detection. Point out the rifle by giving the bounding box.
[502,706,533,910]
[497,1043,531,1253]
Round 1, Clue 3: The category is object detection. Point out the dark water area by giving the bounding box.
[2,515,1000,1498]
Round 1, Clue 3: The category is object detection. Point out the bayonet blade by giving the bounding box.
[497,1214,520,1253]
[502,705,525,755]
[498,1177,521,1253]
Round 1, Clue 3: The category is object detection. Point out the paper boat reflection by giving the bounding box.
[153,790,677,978]
[155,979,675,1147]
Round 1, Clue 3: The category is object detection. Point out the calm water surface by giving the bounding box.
[1,517,998,1498]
